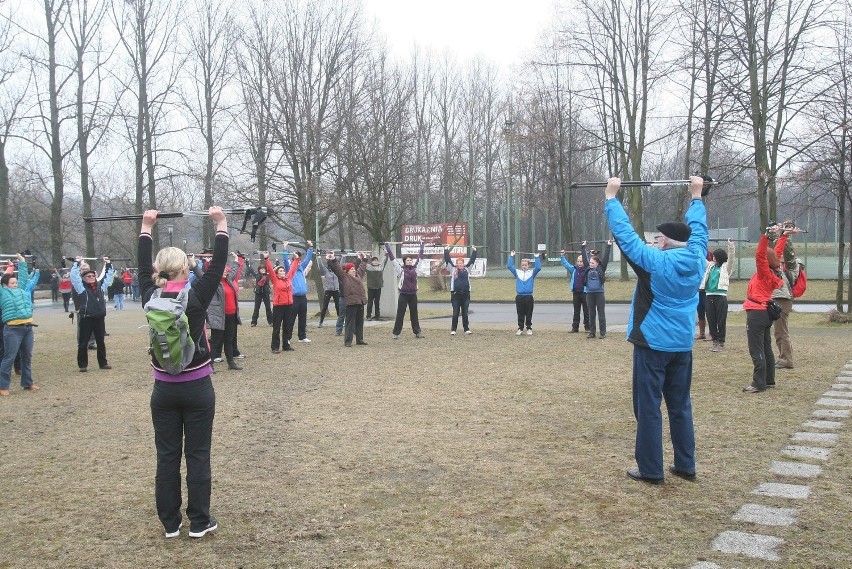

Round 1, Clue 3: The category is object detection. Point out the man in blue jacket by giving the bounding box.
[281,241,314,343]
[605,176,707,484]
[507,250,542,336]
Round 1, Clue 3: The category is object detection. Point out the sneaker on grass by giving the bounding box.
[189,517,218,539]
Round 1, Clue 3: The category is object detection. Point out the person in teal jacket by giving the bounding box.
[0,255,40,395]
[605,176,707,485]
[507,251,542,335]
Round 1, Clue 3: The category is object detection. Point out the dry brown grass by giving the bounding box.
[0,307,850,568]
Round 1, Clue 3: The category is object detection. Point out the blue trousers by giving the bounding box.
[632,345,695,479]
[0,325,34,390]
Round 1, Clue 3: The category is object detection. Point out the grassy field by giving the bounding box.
[0,306,850,568]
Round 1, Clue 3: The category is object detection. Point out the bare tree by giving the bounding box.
[263,0,366,243]
[718,0,830,228]
[112,0,181,249]
[67,0,118,256]
[235,3,279,251]
[570,0,675,277]
[181,0,236,246]
[0,6,28,251]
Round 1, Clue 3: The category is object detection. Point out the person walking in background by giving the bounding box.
[264,250,299,353]
[250,263,272,327]
[605,176,707,484]
[57,269,73,312]
[316,253,340,328]
[50,270,60,303]
[366,252,387,320]
[742,225,789,393]
[281,242,314,344]
[560,250,589,333]
[138,206,226,540]
[702,239,735,352]
[507,250,542,335]
[131,269,140,301]
[772,220,804,369]
[386,240,426,339]
[0,254,40,396]
[70,256,113,372]
[582,240,612,339]
[327,252,368,347]
[109,271,125,310]
[443,245,477,335]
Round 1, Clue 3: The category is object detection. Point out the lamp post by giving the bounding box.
[504,119,515,264]
[167,224,173,247]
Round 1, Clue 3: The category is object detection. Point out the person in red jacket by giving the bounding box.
[263,251,299,353]
[742,224,789,393]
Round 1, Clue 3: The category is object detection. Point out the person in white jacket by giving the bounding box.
[701,239,735,352]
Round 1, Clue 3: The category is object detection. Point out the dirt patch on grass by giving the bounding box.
[1,306,850,568]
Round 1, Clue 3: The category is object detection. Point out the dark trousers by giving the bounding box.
[632,345,695,479]
[515,294,534,330]
[61,292,71,312]
[77,316,107,369]
[696,289,707,321]
[571,291,589,331]
[344,304,365,345]
[393,293,420,336]
[319,290,340,324]
[292,295,308,340]
[209,315,238,362]
[587,292,606,336]
[367,288,382,318]
[271,304,295,350]
[251,293,272,325]
[451,290,471,332]
[150,376,215,533]
[706,294,728,344]
[746,309,775,389]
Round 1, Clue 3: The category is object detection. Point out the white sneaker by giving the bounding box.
[526,329,533,335]
[234,354,246,359]
[465,330,472,335]
[516,329,523,336]
[391,334,399,339]
[299,338,311,343]
[212,357,223,363]
[165,522,182,539]
[450,330,456,335]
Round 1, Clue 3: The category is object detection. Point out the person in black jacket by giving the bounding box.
[138,206,227,539]
[250,263,272,327]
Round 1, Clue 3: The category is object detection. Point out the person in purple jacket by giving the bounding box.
[138,206,227,540]
[385,240,426,339]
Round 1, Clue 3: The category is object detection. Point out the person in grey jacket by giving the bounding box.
[365,252,387,320]
[316,255,340,328]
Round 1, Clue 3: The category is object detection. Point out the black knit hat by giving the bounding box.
[656,222,691,242]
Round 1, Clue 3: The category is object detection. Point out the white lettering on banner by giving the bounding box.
[412,258,487,278]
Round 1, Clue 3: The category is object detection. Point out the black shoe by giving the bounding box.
[356,341,368,345]
[569,328,579,333]
[250,322,257,327]
[586,333,595,339]
[335,331,342,336]
[188,517,218,539]
[668,466,696,481]
[271,349,281,354]
[344,343,353,347]
[626,468,663,485]
[79,367,87,373]
[415,333,425,339]
[227,362,243,370]
[100,365,112,370]
[599,334,606,339]
[283,346,295,352]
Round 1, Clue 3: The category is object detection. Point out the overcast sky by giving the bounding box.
[361,0,557,66]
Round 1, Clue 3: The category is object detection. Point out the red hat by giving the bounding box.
[344,262,355,272]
